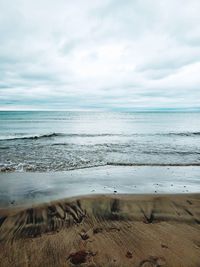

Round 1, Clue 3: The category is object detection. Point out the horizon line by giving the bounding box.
[0,107,200,112]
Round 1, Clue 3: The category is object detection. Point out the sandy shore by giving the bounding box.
[1,166,200,208]
[0,193,200,267]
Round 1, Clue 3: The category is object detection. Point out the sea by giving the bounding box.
[1,111,200,173]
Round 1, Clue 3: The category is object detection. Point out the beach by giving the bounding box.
[0,112,200,266]
[0,193,200,267]
[0,166,200,207]
[1,0,200,263]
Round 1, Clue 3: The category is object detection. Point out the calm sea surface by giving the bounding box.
[1,111,200,172]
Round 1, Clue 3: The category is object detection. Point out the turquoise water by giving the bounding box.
[0,111,200,172]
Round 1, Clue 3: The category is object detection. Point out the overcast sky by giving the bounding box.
[0,0,200,110]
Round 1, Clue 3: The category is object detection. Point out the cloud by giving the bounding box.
[0,0,200,110]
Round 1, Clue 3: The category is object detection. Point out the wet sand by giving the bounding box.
[0,193,200,267]
[1,166,200,207]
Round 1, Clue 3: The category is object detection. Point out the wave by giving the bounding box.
[0,133,65,141]
[142,151,200,155]
[167,132,200,137]
[1,161,200,173]
[0,133,124,141]
[0,146,9,150]
[1,131,200,141]
[106,162,200,167]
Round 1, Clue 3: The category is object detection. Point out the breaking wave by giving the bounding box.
[1,162,200,173]
[1,131,200,141]
[0,133,123,141]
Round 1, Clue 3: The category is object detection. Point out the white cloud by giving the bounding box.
[0,0,200,110]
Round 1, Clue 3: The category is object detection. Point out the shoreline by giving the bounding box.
[1,165,200,208]
[0,193,200,266]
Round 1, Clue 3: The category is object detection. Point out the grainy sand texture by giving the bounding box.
[0,194,200,267]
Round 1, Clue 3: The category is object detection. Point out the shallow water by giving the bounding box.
[1,111,200,172]
[0,166,199,208]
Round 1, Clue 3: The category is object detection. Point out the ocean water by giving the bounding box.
[0,111,200,172]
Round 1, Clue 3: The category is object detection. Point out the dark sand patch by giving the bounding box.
[0,194,200,266]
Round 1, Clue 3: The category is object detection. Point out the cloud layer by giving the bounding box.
[0,0,200,110]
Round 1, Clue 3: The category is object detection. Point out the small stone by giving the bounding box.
[93,227,103,234]
[67,250,88,265]
[126,250,133,258]
[67,250,97,265]
[80,232,89,240]
[161,244,168,249]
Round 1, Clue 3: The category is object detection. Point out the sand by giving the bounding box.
[1,166,200,207]
[0,193,200,267]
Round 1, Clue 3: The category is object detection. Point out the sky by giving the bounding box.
[0,0,200,111]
